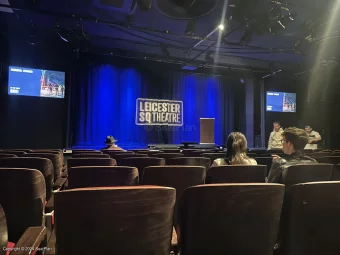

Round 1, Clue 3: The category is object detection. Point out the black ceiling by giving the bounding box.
[1,0,340,78]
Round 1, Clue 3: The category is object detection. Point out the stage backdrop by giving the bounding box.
[71,62,246,149]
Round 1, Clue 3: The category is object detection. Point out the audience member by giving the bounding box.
[102,136,124,151]
[304,125,322,150]
[267,127,316,183]
[268,121,284,151]
[212,132,257,166]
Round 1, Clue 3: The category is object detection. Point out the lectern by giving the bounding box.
[200,118,215,144]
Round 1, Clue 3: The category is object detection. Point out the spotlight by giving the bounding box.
[218,24,225,30]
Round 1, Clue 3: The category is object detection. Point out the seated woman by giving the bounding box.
[212,132,257,166]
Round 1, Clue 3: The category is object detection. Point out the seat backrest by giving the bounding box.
[0,204,8,255]
[153,153,184,163]
[167,157,211,170]
[31,150,62,153]
[102,151,135,158]
[54,186,175,255]
[0,168,45,243]
[206,165,267,184]
[317,156,340,164]
[182,150,204,157]
[161,149,181,153]
[0,154,18,159]
[309,152,331,158]
[72,150,103,155]
[281,164,333,188]
[201,153,227,162]
[113,153,148,165]
[0,157,54,200]
[0,151,27,156]
[68,166,139,188]
[120,157,165,177]
[72,154,110,159]
[177,184,285,255]
[142,166,206,201]
[283,181,340,255]
[67,158,117,171]
[72,149,96,152]
[23,153,62,181]
[255,157,274,175]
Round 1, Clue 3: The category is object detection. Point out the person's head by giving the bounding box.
[226,132,248,158]
[273,121,281,132]
[305,125,312,134]
[105,136,117,145]
[281,127,308,155]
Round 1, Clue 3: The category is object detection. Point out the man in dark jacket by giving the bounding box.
[267,127,317,183]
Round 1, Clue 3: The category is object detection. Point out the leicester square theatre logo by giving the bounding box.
[136,98,183,126]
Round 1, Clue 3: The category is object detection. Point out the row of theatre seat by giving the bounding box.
[1,148,340,255]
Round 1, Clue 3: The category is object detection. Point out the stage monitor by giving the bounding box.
[8,66,65,98]
[266,91,296,112]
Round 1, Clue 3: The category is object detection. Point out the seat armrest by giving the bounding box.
[10,227,46,255]
[45,228,56,255]
[53,177,67,190]
[45,195,54,213]
[44,210,54,242]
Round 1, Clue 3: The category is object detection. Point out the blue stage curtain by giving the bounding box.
[169,73,244,145]
[72,63,245,149]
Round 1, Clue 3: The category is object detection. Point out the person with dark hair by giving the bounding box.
[212,132,257,166]
[304,125,322,150]
[102,136,124,151]
[268,121,284,150]
[267,127,316,183]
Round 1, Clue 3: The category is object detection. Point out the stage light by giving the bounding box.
[218,24,225,30]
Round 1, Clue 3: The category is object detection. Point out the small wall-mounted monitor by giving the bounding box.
[266,91,296,112]
[8,66,65,98]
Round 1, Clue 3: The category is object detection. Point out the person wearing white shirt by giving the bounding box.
[268,121,284,150]
[304,126,322,150]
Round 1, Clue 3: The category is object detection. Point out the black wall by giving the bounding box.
[263,75,307,147]
[0,34,76,149]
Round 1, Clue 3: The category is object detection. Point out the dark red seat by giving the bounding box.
[67,158,117,171]
[23,153,63,182]
[281,163,333,188]
[153,153,184,163]
[0,157,54,200]
[68,166,139,188]
[201,153,227,163]
[112,153,148,165]
[317,156,340,164]
[47,186,176,255]
[0,204,46,255]
[278,181,340,255]
[120,157,165,178]
[0,154,18,159]
[0,151,27,156]
[206,165,267,183]
[167,157,211,171]
[72,153,110,159]
[0,168,47,247]
[72,150,102,155]
[177,184,285,255]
